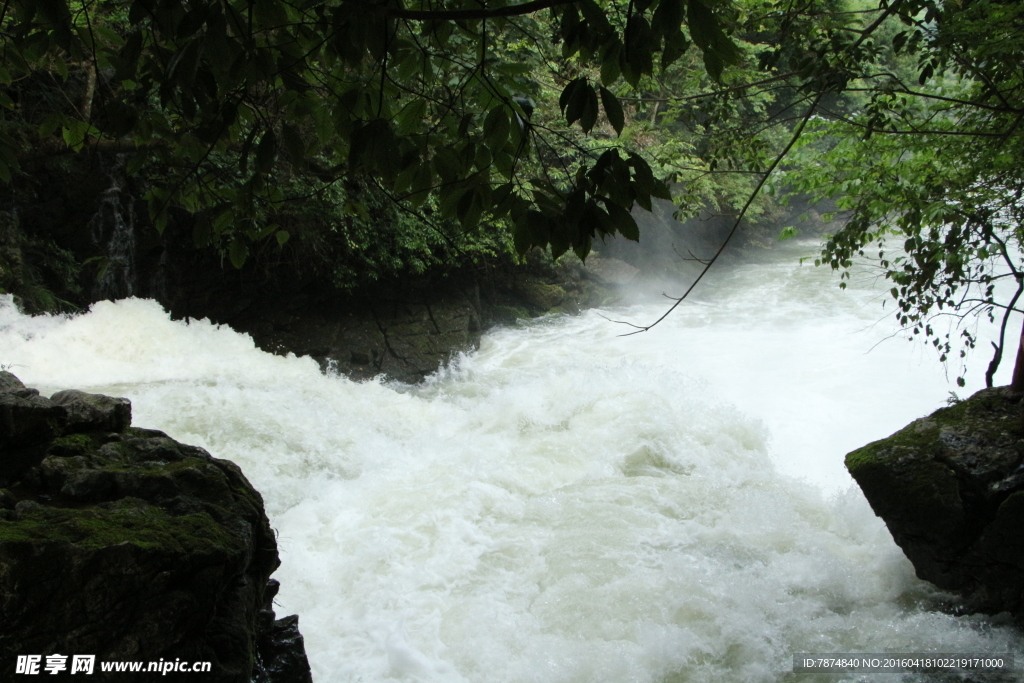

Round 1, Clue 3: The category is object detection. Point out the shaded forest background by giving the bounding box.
[2,0,1023,385]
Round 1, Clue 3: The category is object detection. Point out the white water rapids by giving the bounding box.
[1,240,1022,682]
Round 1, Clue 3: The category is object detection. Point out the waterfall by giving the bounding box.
[88,158,136,301]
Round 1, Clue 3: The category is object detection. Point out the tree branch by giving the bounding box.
[374,0,579,21]
[611,92,825,335]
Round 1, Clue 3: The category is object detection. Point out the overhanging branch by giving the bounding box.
[610,91,826,335]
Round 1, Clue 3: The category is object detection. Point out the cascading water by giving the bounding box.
[1,240,1021,682]
[88,157,137,301]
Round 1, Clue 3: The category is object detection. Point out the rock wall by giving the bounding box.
[0,372,312,682]
[846,387,1024,620]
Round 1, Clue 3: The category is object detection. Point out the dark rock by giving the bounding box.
[0,371,26,394]
[514,281,567,312]
[254,615,314,683]
[0,371,40,400]
[0,375,311,682]
[846,387,1024,619]
[0,392,68,486]
[0,392,66,449]
[50,389,132,433]
[252,579,313,683]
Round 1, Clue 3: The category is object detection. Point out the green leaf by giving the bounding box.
[52,55,69,80]
[560,78,587,124]
[484,105,510,147]
[579,0,613,35]
[651,179,672,200]
[514,210,551,255]
[350,119,401,179]
[629,152,655,196]
[653,0,684,34]
[395,98,427,135]
[892,31,908,54]
[457,186,484,229]
[605,201,639,241]
[38,114,63,139]
[687,0,718,51]
[778,226,798,241]
[600,41,623,86]
[661,30,689,70]
[687,0,740,79]
[599,87,624,136]
[61,121,98,152]
[276,230,290,246]
[702,48,725,81]
[624,15,654,82]
[229,238,248,269]
[125,152,148,176]
[408,163,434,205]
[432,146,461,182]
[580,84,599,133]
[474,144,492,172]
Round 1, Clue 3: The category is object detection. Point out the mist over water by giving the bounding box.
[1,240,1022,682]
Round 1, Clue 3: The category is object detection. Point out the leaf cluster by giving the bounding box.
[784,0,1024,384]
[0,0,760,267]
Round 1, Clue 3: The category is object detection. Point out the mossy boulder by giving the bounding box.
[50,389,132,433]
[846,387,1024,618]
[514,281,567,312]
[0,374,312,682]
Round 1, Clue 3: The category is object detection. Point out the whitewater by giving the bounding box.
[1,240,1021,682]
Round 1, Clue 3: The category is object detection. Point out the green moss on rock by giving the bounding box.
[0,374,290,682]
[0,501,238,553]
[845,387,1024,617]
[47,432,99,457]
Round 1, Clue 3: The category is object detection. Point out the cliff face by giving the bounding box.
[846,387,1024,619]
[0,372,311,682]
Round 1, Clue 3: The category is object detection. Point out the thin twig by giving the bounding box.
[611,92,825,334]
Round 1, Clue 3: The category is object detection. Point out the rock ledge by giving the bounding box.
[846,387,1024,619]
[0,371,312,682]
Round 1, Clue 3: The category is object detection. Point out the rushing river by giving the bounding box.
[1,240,1022,682]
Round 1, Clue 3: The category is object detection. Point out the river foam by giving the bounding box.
[1,244,1021,682]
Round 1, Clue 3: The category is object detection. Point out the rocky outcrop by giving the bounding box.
[154,249,629,383]
[846,387,1024,619]
[0,372,312,682]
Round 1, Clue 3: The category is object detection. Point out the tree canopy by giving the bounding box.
[784,0,1024,387]
[0,0,880,262]
[4,0,1024,386]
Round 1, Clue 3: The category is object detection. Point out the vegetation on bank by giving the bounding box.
[0,0,813,314]
[783,0,1024,388]
[3,0,1024,386]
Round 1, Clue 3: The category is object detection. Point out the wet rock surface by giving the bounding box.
[252,581,313,683]
[0,372,312,682]
[846,387,1024,619]
[157,248,627,383]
